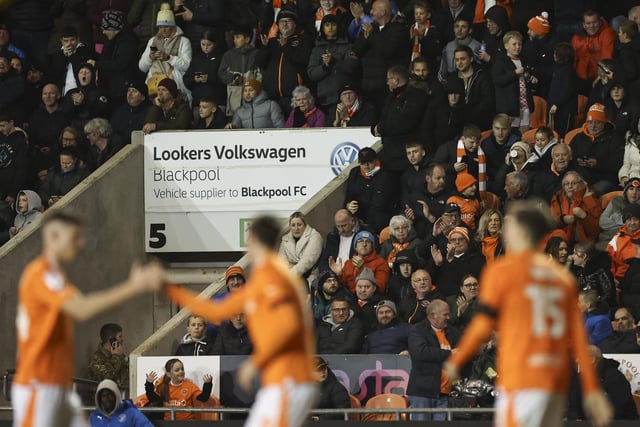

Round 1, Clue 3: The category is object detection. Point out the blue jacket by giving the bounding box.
[362,319,411,354]
[89,400,153,427]
[584,312,613,346]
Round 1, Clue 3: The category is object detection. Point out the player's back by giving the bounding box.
[484,251,582,393]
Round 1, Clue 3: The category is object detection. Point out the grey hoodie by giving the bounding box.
[11,190,42,237]
[94,379,122,417]
[321,309,356,332]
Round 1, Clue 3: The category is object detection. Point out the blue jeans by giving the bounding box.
[408,395,448,421]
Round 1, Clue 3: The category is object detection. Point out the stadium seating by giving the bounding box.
[600,191,623,210]
[530,96,548,129]
[363,393,409,421]
[564,128,582,145]
[193,396,221,420]
[349,394,362,421]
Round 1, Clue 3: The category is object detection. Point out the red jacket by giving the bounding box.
[341,251,390,294]
[550,186,601,244]
[571,19,616,81]
[606,225,640,281]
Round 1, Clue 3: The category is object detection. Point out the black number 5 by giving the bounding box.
[149,223,167,249]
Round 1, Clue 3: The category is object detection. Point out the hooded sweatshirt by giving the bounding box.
[11,191,42,238]
[89,379,154,427]
[175,332,214,356]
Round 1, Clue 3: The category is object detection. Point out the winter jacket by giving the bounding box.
[110,99,152,146]
[355,294,383,333]
[28,105,71,152]
[61,84,111,131]
[10,191,42,238]
[619,134,640,183]
[597,358,639,420]
[434,251,485,298]
[491,52,534,118]
[87,136,125,173]
[570,125,623,186]
[422,97,469,154]
[446,295,478,330]
[89,380,154,427]
[550,186,601,245]
[378,230,423,270]
[175,333,214,356]
[460,67,495,131]
[211,322,253,355]
[530,162,574,203]
[613,42,640,98]
[39,165,89,205]
[49,44,95,93]
[144,100,192,131]
[598,195,640,251]
[599,331,640,354]
[96,29,141,102]
[344,166,396,234]
[571,18,616,81]
[584,311,613,345]
[340,251,390,294]
[316,311,365,354]
[605,94,640,142]
[176,0,225,48]
[0,131,28,200]
[0,68,25,114]
[521,33,556,99]
[307,36,358,106]
[231,91,285,128]
[548,62,578,137]
[279,224,323,281]
[438,37,481,81]
[184,48,226,107]
[314,370,351,420]
[311,285,355,323]
[480,131,520,181]
[326,100,377,127]
[318,221,373,272]
[606,224,640,281]
[217,46,262,115]
[362,319,411,354]
[284,106,326,128]
[195,109,227,129]
[397,285,443,325]
[483,6,509,60]
[433,3,474,45]
[407,321,461,398]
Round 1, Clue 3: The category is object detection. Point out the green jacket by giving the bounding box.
[88,345,129,389]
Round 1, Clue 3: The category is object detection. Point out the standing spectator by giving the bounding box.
[398,269,442,325]
[346,0,374,41]
[138,4,193,104]
[284,86,325,128]
[174,315,214,356]
[409,56,442,101]
[307,14,358,110]
[110,81,152,146]
[89,324,129,389]
[451,45,494,131]
[598,177,640,250]
[7,191,41,240]
[39,148,88,208]
[605,82,640,146]
[406,299,460,421]
[318,208,371,272]
[89,379,154,427]
[127,0,166,52]
[613,20,640,98]
[400,143,431,231]
[475,209,504,265]
[211,314,253,355]
[406,162,451,238]
[362,299,411,354]
[61,63,111,131]
[0,54,24,118]
[571,10,616,94]
[311,357,351,420]
[422,76,470,154]
[607,203,640,282]
[438,17,481,82]
[28,83,71,164]
[352,0,411,113]
[599,307,640,353]
[87,1,132,52]
[578,289,613,345]
[0,113,28,205]
[316,297,366,354]
[172,0,224,50]
[379,215,423,269]
[478,5,509,64]
[521,12,555,98]
[142,78,192,134]
[313,0,349,33]
[433,0,474,46]
[225,80,284,129]
[311,271,355,323]
[409,1,441,66]
[85,118,124,172]
[256,9,312,115]
[327,84,377,128]
[446,274,479,330]
[551,171,602,245]
[547,42,578,137]
[217,26,261,117]
[279,211,323,284]
[590,347,639,419]
[49,26,94,96]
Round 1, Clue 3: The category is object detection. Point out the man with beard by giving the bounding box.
[110,81,151,145]
[311,271,354,323]
[142,78,191,133]
[363,300,410,354]
[405,162,450,237]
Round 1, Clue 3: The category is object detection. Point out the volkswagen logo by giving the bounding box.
[330,142,360,176]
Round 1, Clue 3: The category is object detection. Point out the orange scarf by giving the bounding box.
[411,22,430,61]
[360,160,381,179]
[387,241,410,266]
[456,138,486,196]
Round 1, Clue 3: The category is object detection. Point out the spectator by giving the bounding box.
[590,346,639,419]
[61,63,111,130]
[307,14,358,109]
[571,103,621,194]
[447,171,481,230]
[379,215,423,270]
[630,6,640,31]
[363,299,410,354]
[183,28,226,118]
[343,147,395,234]
[347,0,374,41]
[85,118,124,172]
[22,63,46,123]
[386,249,416,309]
[446,274,479,330]
[329,229,390,294]
[226,80,285,129]
[613,20,640,97]
[620,119,640,187]
[419,201,469,262]
[172,0,224,50]
[316,297,365,354]
[607,203,640,281]
[588,58,615,108]
[110,81,152,145]
[400,143,432,235]
[503,170,531,203]
[599,177,640,250]
[409,56,442,102]
[212,314,253,355]
[433,0,474,46]
[422,76,469,153]
[0,23,25,60]
[89,379,154,427]
[96,10,141,104]
[0,53,24,117]
[49,26,94,96]
[217,26,261,117]
[319,208,372,272]
[353,267,383,332]
[605,81,640,146]
[89,324,129,389]
[492,31,537,132]
[39,148,88,208]
[438,17,481,82]
[568,242,616,308]
[373,65,427,176]
[328,84,377,128]
[409,1,441,65]
[127,0,166,52]
[28,83,71,163]
[194,97,226,129]
[352,0,411,113]
[256,9,311,115]
[479,5,509,64]
[203,265,247,340]
[7,190,41,240]
[311,357,351,421]
[599,307,640,353]
[578,289,613,345]
[279,211,323,284]
[313,0,349,33]
[531,125,559,171]
[551,171,602,245]
[521,12,555,99]
[571,10,616,93]
[311,270,354,323]
[398,269,442,325]
[480,114,520,181]
[87,1,130,52]
[406,299,460,421]
[530,143,576,202]
[138,4,192,104]
[408,162,451,238]
[548,42,578,137]
[435,123,484,191]
[493,140,536,196]
[284,86,325,128]
[175,315,214,356]
[0,113,28,204]
[475,209,504,265]
[545,236,569,265]
[142,78,192,134]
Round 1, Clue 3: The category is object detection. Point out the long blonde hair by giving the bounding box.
[475,209,503,241]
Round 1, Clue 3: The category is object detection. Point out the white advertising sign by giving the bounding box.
[144,128,378,252]
[605,353,640,393]
[135,356,221,398]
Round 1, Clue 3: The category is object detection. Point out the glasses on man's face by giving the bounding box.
[331,307,349,313]
[463,282,479,288]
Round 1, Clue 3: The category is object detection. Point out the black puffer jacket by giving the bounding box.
[343,166,396,234]
[491,52,534,117]
[314,369,351,420]
[176,0,225,48]
[307,36,358,106]
[316,313,365,354]
[96,29,142,102]
[184,48,226,107]
[483,6,508,60]
[211,321,253,355]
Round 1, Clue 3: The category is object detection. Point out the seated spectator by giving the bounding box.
[194,98,226,129]
[28,83,71,166]
[379,215,422,270]
[343,147,395,233]
[284,86,325,128]
[447,172,480,230]
[312,357,351,421]
[85,118,124,172]
[61,62,111,130]
[446,274,479,330]
[578,289,613,345]
[89,324,128,389]
[599,177,640,250]
[422,76,469,153]
[110,81,152,145]
[0,113,28,204]
[599,307,640,353]
[329,230,390,294]
[522,12,555,99]
[492,140,537,196]
[319,208,372,272]
[386,249,416,304]
[205,265,247,338]
[138,4,192,105]
[406,162,451,238]
[571,103,621,195]
[434,124,484,193]
[548,42,578,137]
[531,126,559,171]
[545,236,570,265]
[311,271,354,323]
[607,203,640,281]
[409,1,441,66]
[503,171,531,203]
[89,379,153,427]
[619,119,640,187]
[212,314,253,356]
[530,143,576,202]
[362,299,410,354]
[568,242,616,308]
[480,114,521,181]
[397,269,442,325]
[225,80,284,129]
[420,202,471,263]
[175,315,214,356]
[49,26,94,96]
[550,171,602,245]
[39,148,89,208]
[279,211,323,284]
[354,267,383,332]
[183,29,225,117]
[8,190,41,239]
[328,84,377,128]
[475,209,504,265]
[0,53,24,118]
[142,78,192,134]
[316,297,365,354]
[437,17,480,82]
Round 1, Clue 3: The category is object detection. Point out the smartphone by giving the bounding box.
[110,337,118,350]
[177,5,186,13]
[150,46,158,52]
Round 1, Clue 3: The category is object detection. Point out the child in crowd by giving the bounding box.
[435,123,486,195]
[9,190,42,239]
[175,315,214,356]
[195,98,227,129]
[145,358,213,420]
[447,171,481,229]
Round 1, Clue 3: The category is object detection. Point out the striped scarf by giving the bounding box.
[340,98,360,127]
[456,138,486,196]
[315,6,346,31]
[411,22,430,61]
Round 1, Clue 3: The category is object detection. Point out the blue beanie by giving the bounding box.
[353,230,375,250]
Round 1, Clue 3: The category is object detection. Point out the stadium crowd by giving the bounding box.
[4,0,640,422]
